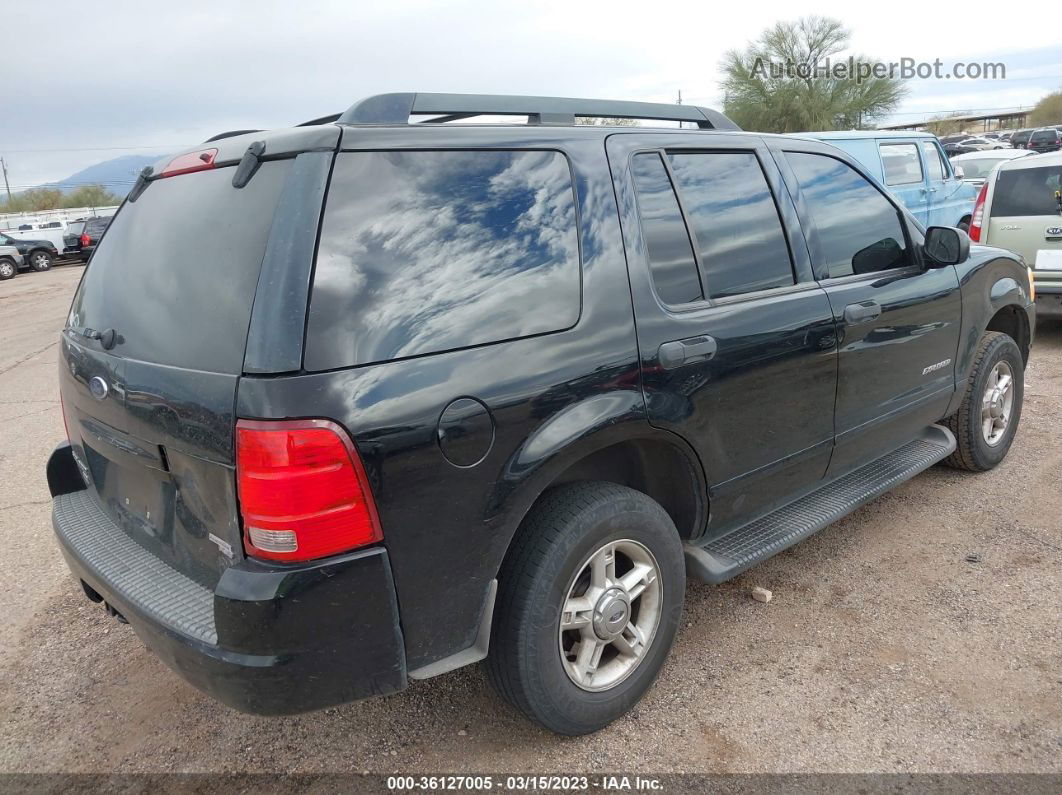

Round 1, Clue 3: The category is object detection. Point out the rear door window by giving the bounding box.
[991,165,1062,216]
[68,161,292,374]
[667,151,794,298]
[630,152,703,305]
[786,152,912,278]
[304,150,580,371]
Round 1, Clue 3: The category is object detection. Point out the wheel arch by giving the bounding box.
[985,302,1031,365]
[494,394,708,555]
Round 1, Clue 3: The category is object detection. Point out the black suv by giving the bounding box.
[48,93,1035,736]
[1027,127,1062,153]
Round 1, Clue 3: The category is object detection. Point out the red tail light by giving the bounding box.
[969,182,989,242]
[79,233,90,247]
[161,147,218,178]
[235,419,382,562]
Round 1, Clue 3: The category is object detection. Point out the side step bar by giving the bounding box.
[685,425,956,584]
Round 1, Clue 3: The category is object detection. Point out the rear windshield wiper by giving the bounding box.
[128,166,154,203]
[71,325,117,350]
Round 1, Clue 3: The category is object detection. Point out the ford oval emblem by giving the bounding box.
[89,376,109,401]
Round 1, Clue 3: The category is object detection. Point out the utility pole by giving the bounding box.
[0,158,11,204]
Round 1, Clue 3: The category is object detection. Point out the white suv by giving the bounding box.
[970,150,1062,318]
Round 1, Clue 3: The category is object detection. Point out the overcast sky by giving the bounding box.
[5,0,1061,188]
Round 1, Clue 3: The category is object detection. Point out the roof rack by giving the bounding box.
[334,92,739,130]
[203,129,263,143]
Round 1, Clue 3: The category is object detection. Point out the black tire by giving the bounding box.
[486,482,685,735]
[29,250,53,272]
[942,331,1024,471]
[0,258,15,280]
[958,218,971,233]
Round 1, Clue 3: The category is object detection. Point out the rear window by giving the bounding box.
[991,165,1062,217]
[84,217,111,235]
[68,161,292,373]
[304,150,580,371]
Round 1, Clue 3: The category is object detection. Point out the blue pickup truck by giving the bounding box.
[796,131,979,231]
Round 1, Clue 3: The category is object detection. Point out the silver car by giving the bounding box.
[951,148,1036,189]
[971,150,1062,318]
[0,245,23,281]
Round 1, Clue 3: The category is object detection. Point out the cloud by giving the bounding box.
[5,1,1061,186]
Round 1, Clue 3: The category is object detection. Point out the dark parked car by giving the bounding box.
[1009,128,1034,149]
[1026,127,1062,153]
[75,215,112,261]
[0,231,58,271]
[47,93,1035,736]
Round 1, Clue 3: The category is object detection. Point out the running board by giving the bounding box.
[685,425,956,584]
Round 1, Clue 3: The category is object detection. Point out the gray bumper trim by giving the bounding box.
[53,491,218,645]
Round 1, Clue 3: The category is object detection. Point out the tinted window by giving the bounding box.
[880,143,924,185]
[668,152,793,298]
[991,165,1062,217]
[1031,130,1057,143]
[305,150,580,371]
[630,153,702,305]
[786,152,911,278]
[68,161,292,374]
[84,217,111,236]
[922,141,946,180]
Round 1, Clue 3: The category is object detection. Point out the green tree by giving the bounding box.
[0,184,122,214]
[1,187,63,213]
[719,16,906,133]
[62,184,122,209]
[1029,90,1062,127]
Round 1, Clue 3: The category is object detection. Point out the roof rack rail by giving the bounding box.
[298,113,342,127]
[203,129,263,143]
[336,92,739,131]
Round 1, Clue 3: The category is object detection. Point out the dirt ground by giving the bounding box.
[0,266,1059,775]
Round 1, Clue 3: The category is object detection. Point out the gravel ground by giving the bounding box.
[0,266,1059,775]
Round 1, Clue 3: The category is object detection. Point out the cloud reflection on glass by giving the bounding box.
[305,150,580,371]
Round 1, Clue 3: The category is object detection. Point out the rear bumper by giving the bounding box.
[1035,291,1062,318]
[48,445,407,715]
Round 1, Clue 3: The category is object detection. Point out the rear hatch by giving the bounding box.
[985,161,1062,285]
[59,129,336,588]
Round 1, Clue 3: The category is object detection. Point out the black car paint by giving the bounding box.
[0,232,58,269]
[49,119,1034,713]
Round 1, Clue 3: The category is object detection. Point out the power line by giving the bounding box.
[0,144,188,153]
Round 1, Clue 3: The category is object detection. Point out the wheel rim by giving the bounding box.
[0,262,12,278]
[558,539,662,692]
[33,254,49,269]
[981,360,1015,446]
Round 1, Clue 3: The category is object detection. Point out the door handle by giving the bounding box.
[843,300,881,324]
[658,335,717,369]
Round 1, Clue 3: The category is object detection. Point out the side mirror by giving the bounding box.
[924,226,970,267]
[953,166,965,180]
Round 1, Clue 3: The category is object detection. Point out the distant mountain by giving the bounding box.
[44,154,170,196]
